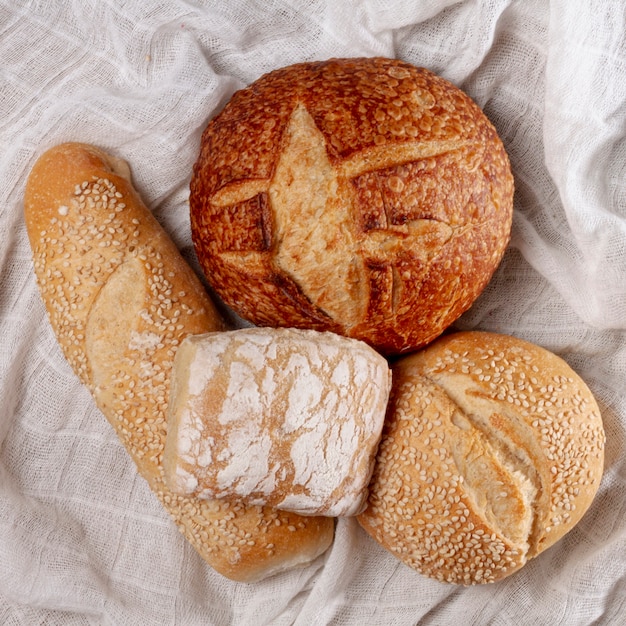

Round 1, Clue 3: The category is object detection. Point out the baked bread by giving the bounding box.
[23,142,335,582]
[190,57,514,355]
[163,327,392,517]
[357,331,605,584]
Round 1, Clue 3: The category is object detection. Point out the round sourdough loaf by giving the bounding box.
[190,57,514,354]
[357,331,605,584]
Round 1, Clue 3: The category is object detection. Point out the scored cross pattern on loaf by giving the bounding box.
[190,58,514,354]
[209,104,484,326]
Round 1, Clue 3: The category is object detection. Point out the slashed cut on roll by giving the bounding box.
[358,331,605,584]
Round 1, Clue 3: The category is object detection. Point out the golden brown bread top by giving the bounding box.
[24,142,334,582]
[197,58,497,193]
[24,143,221,394]
[190,57,514,354]
[358,331,605,584]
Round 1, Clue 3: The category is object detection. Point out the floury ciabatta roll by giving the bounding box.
[23,142,334,582]
[163,327,392,517]
[358,331,605,584]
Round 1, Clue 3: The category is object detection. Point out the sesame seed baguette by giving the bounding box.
[358,331,605,584]
[23,142,334,582]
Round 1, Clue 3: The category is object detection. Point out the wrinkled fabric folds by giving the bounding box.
[1,1,625,624]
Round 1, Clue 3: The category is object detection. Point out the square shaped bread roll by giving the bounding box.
[163,327,392,517]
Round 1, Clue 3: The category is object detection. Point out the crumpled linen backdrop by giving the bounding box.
[1,0,625,624]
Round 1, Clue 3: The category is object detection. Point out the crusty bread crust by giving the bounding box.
[24,142,334,582]
[357,331,605,584]
[163,327,392,517]
[190,57,514,354]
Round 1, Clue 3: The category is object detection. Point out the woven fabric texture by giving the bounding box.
[1,1,625,624]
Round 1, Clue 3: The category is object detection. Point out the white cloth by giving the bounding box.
[1,1,625,624]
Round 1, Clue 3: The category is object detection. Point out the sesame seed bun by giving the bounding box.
[23,142,334,582]
[357,331,605,584]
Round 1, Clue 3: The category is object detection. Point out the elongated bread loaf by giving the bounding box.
[23,142,334,582]
[163,327,392,517]
[358,331,605,584]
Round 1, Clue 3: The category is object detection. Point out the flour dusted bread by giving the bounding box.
[163,327,392,517]
[357,331,605,584]
[190,57,514,355]
[24,142,334,582]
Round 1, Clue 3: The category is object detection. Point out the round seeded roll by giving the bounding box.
[357,331,605,584]
[24,142,334,582]
[190,57,514,355]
